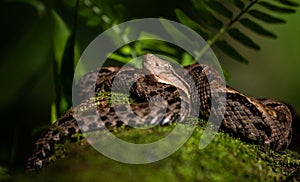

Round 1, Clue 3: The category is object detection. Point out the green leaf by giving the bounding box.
[52,10,75,117]
[204,0,233,19]
[109,53,132,64]
[258,1,296,13]
[52,10,71,71]
[228,0,245,10]
[239,18,277,38]
[134,36,178,57]
[175,9,210,40]
[248,10,286,23]
[275,0,299,7]
[215,41,248,63]
[192,0,223,29]
[86,16,102,26]
[51,102,58,123]
[228,29,260,50]
[181,52,194,66]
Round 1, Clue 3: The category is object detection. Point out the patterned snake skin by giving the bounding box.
[26,54,292,171]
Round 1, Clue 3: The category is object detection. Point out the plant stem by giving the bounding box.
[196,0,258,61]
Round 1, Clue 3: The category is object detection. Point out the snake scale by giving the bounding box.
[26,54,292,171]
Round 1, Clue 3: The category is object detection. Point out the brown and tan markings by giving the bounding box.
[26,54,292,171]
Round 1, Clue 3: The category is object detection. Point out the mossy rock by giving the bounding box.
[14,125,300,181]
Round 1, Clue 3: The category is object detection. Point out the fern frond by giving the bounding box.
[205,1,233,19]
[258,1,296,13]
[227,28,260,50]
[69,0,299,64]
[239,18,277,38]
[175,9,210,40]
[275,0,299,7]
[248,9,286,23]
[176,0,299,63]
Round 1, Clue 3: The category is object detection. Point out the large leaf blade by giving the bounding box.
[52,11,71,70]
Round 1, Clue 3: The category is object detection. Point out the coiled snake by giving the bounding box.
[26,54,292,171]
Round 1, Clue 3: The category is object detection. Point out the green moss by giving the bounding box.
[14,124,300,181]
[96,91,134,106]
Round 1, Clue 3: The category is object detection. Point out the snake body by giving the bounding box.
[26,54,292,171]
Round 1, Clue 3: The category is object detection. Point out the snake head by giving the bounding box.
[143,53,172,76]
[142,53,191,101]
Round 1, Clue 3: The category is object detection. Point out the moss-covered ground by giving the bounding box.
[5,124,300,182]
